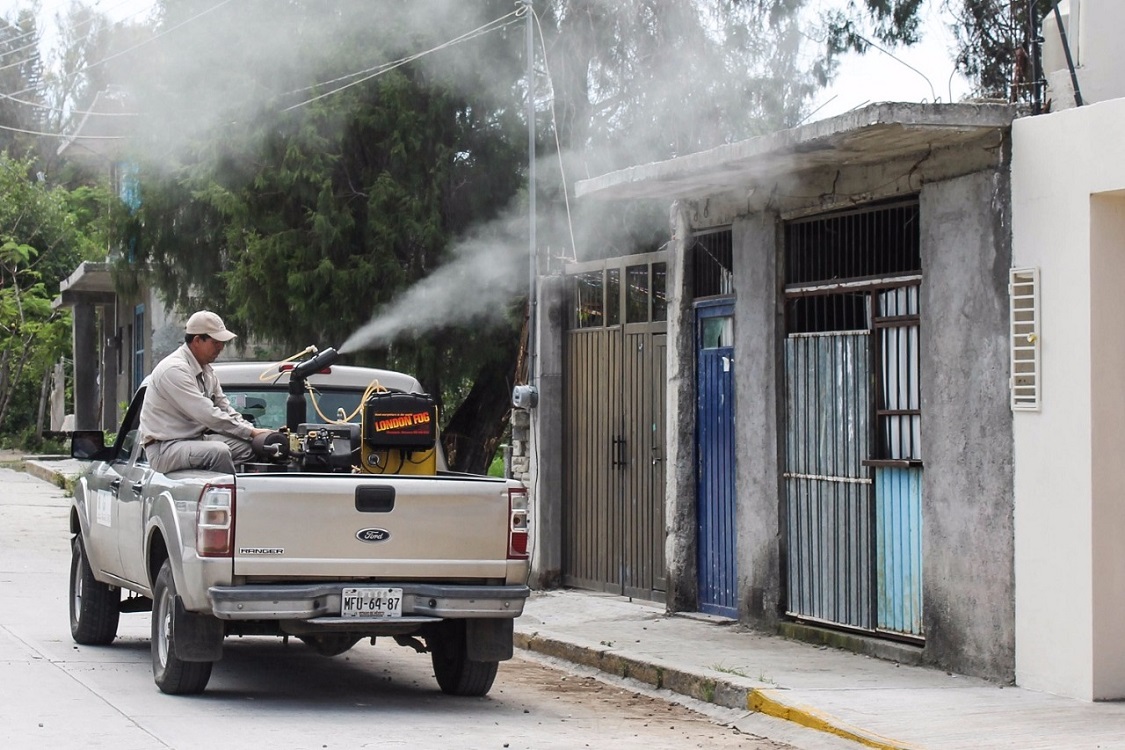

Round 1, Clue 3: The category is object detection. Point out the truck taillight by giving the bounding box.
[508,487,529,559]
[197,484,235,558]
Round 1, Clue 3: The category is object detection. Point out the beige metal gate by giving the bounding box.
[563,252,668,601]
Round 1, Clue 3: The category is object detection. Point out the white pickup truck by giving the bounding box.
[67,348,530,696]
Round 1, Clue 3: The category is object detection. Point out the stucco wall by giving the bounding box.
[919,170,1015,682]
[665,202,701,611]
[732,213,783,622]
[1012,97,1125,700]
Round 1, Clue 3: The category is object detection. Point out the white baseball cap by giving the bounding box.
[185,310,237,342]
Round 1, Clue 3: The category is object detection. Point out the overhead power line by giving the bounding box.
[282,8,524,112]
[5,0,232,100]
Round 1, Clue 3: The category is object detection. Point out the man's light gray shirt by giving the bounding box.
[139,344,254,444]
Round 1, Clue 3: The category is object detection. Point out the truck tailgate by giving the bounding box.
[231,474,512,579]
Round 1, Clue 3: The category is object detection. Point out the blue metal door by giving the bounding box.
[696,300,736,617]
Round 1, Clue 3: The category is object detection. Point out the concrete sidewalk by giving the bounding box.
[515,589,1125,750]
[28,456,1125,749]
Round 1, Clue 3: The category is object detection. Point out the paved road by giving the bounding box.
[0,467,825,750]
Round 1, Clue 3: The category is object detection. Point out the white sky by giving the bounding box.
[2,0,969,126]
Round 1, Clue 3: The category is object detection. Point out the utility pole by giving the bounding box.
[512,0,539,409]
[525,0,537,388]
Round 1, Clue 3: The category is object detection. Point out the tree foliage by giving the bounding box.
[946,0,1054,102]
[0,152,109,440]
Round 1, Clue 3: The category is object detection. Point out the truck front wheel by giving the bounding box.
[69,536,120,645]
[152,560,213,695]
[429,621,498,697]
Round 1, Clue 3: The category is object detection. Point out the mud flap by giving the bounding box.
[465,618,513,662]
[173,596,225,662]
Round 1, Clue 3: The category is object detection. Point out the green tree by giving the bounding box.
[0,9,47,159]
[0,152,109,441]
[945,0,1053,102]
[118,0,528,470]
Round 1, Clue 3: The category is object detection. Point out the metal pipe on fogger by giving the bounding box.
[286,347,340,431]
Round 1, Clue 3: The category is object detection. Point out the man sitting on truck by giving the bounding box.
[139,310,272,474]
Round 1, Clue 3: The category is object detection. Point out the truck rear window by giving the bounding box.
[226,388,367,430]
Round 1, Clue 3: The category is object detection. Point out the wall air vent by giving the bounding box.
[1009,267,1041,411]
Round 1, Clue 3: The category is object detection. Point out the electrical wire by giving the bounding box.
[6,0,234,100]
[0,0,138,56]
[0,120,124,138]
[281,8,523,112]
[0,0,146,74]
[531,4,578,263]
[0,89,139,117]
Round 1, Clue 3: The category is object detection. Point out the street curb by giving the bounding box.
[514,630,751,710]
[23,460,75,494]
[514,630,915,750]
[748,690,916,750]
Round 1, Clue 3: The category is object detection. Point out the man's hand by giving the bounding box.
[250,428,273,439]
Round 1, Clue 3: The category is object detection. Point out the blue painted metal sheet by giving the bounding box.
[696,301,736,618]
[875,466,923,635]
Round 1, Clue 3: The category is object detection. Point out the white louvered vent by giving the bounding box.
[1009,267,1041,411]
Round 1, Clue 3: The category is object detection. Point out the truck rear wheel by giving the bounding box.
[429,621,498,697]
[69,536,120,645]
[152,561,213,695]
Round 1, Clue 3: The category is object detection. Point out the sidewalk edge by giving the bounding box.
[24,460,71,491]
[748,689,917,750]
[515,630,751,710]
[515,630,916,750]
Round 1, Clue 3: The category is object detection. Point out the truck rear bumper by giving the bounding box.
[208,582,529,621]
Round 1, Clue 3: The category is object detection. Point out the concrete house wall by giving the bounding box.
[1012,96,1125,700]
[551,103,1021,683]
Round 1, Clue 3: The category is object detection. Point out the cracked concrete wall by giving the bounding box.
[732,212,783,624]
[665,202,699,612]
[918,168,1015,683]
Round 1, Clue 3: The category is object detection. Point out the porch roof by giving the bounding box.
[53,261,115,309]
[574,102,1021,202]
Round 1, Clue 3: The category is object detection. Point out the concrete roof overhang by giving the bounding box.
[53,261,116,309]
[574,102,1022,203]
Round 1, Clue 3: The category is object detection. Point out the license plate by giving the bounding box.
[340,587,403,618]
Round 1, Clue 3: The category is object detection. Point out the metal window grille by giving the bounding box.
[132,304,145,393]
[1009,267,1041,411]
[786,200,921,286]
[652,263,668,321]
[876,286,921,460]
[573,272,604,329]
[692,228,733,299]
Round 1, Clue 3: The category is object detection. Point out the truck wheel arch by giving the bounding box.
[147,530,169,590]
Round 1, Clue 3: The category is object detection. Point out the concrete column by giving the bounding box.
[920,170,1015,683]
[100,305,118,429]
[733,212,783,624]
[72,302,99,431]
[665,202,697,612]
[529,274,567,589]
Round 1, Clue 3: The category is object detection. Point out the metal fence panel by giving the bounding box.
[875,466,924,635]
[785,332,873,629]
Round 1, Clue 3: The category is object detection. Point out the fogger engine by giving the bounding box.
[249,347,440,475]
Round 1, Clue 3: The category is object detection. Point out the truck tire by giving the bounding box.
[152,560,213,695]
[69,536,120,645]
[429,621,498,697]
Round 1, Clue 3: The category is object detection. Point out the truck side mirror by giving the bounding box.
[70,430,107,460]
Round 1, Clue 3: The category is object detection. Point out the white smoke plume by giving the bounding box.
[340,209,530,353]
